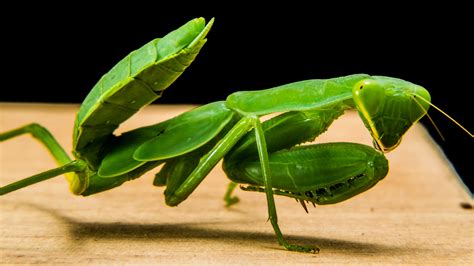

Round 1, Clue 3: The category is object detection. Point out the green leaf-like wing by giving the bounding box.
[134,102,235,161]
[98,120,171,177]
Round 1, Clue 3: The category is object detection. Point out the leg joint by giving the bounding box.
[26,123,51,139]
[26,123,46,132]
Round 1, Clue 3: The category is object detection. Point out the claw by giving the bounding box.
[299,200,309,213]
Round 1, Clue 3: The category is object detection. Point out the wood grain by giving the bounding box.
[1,103,472,264]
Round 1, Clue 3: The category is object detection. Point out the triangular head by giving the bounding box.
[352,76,431,152]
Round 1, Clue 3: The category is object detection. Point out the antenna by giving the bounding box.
[413,94,473,138]
[411,95,445,140]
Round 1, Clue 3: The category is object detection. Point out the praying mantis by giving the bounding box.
[1,17,471,254]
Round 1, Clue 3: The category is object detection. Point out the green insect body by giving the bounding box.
[222,109,389,206]
[148,75,428,208]
[1,17,439,254]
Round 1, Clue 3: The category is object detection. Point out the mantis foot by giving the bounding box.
[224,182,240,207]
[282,243,320,254]
[224,196,240,207]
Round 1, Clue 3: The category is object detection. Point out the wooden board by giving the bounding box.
[1,103,472,264]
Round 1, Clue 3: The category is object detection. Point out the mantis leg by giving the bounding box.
[252,117,319,254]
[0,161,86,195]
[0,123,89,195]
[165,117,254,206]
[223,181,240,207]
[0,123,71,165]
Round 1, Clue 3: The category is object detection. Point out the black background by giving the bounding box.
[1,5,472,192]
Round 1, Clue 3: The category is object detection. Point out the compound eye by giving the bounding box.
[352,79,385,113]
[353,79,380,95]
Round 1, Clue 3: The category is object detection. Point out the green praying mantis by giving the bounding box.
[1,17,472,254]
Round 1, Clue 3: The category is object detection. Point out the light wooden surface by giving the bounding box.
[0,103,472,264]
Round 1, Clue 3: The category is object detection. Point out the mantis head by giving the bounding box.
[352,76,431,152]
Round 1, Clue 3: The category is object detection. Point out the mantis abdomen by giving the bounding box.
[73,18,214,169]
